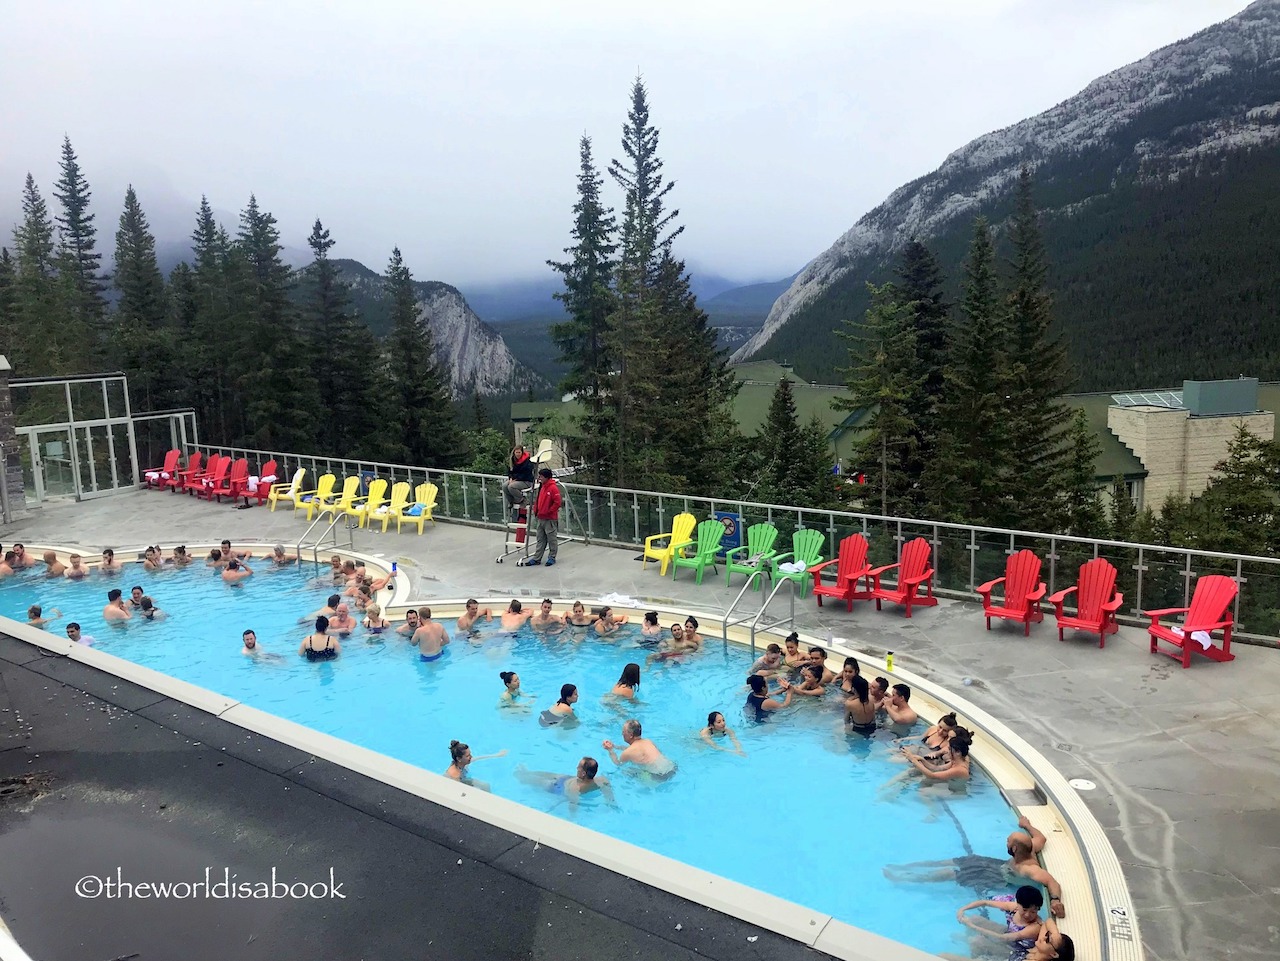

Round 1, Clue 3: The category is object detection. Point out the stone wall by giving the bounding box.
[0,356,29,520]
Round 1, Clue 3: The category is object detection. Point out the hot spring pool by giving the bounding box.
[2,562,1022,955]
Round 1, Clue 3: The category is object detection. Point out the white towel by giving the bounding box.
[598,592,641,607]
[246,475,260,492]
[778,561,807,574]
[1171,626,1214,650]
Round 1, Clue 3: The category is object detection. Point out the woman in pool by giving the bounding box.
[142,546,164,572]
[539,683,579,726]
[790,663,827,697]
[171,545,192,568]
[682,616,703,648]
[610,663,641,699]
[444,739,507,788]
[139,596,164,620]
[363,603,389,634]
[782,632,806,668]
[639,611,662,643]
[904,730,972,786]
[896,712,957,752]
[300,615,341,661]
[700,711,745,755]
[593,607,627,637]
[832,656,860,696]
[498,670,534,708]
[844,674,877,734]
[563,600,596,628]
[745,673,792,722]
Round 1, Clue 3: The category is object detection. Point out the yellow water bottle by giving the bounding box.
[886,651,894,672]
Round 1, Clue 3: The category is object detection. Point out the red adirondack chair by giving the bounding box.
[143,449,180,490]
[1047,558,1123,648]
[182,453,222,494]
[977,549,1047,636]
[236,459,279,506]
[1146,574,1238,669]
[205,457,247,501]
[810,533,874,611]
[169,451,203,492]
[869,537,937,617]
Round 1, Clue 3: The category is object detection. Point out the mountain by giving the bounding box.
[735,0,1280,391]
[330,259,549,398]
[701,275,797,350]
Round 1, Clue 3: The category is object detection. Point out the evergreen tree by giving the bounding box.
[183,198,234,442]
[1061,408,1104,535]
[383,247,465,467]
[1003,167,1077,530]
[926,218,1012,526]
[1108,475,1137,541]
[836,284,923,518]
[52,137,107,352]
[896,239,949,506]
[0,248,15,360]
[10,174,81,375]
[796,416,840,509]
[471,389,490,431]
[1188,426,1280,555]
[111,186,173,411]
[548,135,617,483]
[759,377,803,505]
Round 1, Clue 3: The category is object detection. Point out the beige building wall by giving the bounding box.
[1107,406,1274,506]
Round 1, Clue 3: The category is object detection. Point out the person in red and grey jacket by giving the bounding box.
[525,468,562,567]
[504,445,535,519]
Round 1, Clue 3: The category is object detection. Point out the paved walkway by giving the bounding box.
[5,490,1280,961]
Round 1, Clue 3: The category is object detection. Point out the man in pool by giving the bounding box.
[103,588,131,621]
[750,643,786,677]
[306,594,342,621]
[395,608,421,637]
[66,622,95,646]
[11,543,36,568]
[457,599,493,632]
[100,548,124,574]
[42,551,67,577]
[0,552,15,578]
[221,539,252,560]
[500,599,533,632]
[602,719,676,780]
[883,815,1067,918]
[222,558,253,584]
[529,598,563,634]
[65,553,89,579]
[242,629,261,655]
[808,646,836,684]
[515,757,615,807]
[413,608,449,661]
[327,602,357,635]
[885,683,918,725]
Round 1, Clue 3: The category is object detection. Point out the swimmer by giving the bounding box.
[128,585,145,609]
[682,616,703,647]
[138,596,164,620]
[300,616,340,660]
[329,555,344,582]
[885,683,918,726]
[171,545,192,568]
[593,606,627,636]
[65,553,89,579]
[500,599,533,632]
[870,676,890,711]
[142,546,163,571]
[700,711,745,755]
[602,719,676,779]
[65,622,95,647]
[457,598,494,632]
[327,602,356,635]
[782,632,806,668]
[515,757,614,807]
[221,539,251,560]
[745,673,791,722]
[42,551,67,577]
[539,683,579,725]
[807,646,836,684]
[645,622,696,665]
[640,611,662,639]
[26,604,62,630]
[363,569,395,591]
[949,886,1044,961]
[529,597,563,633]
[896,713,958,753]
[100,548,124,573]
[832,656,860,696]
[1026,917,1074,961]
[103,588,132,621]
[242,629,260,655]
[412,608,449,660]
[206,548,225,569]
[352,583,373,612]
[903,730,971,786]
[562,600,597,629]
[339,559,358,585]
[0,552,14,578]
[222,558,253,584]
[610,663,641,700]
[498,670,534,708]
[11,543,34,568]
[362,603,389,634]
[269,544,298,566]
[749,643,785,677]
[306,594,342,622]
[444,739,507,789]
[791,663,827,696]
[396,608,421,637]
[844,675,877,733]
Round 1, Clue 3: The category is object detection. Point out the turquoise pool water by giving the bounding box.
[3,564,1021,955]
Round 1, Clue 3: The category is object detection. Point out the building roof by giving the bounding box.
[731,360,805,385]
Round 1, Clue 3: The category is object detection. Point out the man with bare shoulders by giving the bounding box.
[11,543,36,568]
[221,539,252,560]
[457,598,493,632]
[43,551,67,577]
[222,558,253,584]
[396,608,421,637]
[412,608,449,661]
[100,549,124,574]
[885,683,918,726]
[306,594,342,622]
[529,598,563,633]
[602,719,676,780]
[808,646,837,685]
[0,552,15,578]
[65,553,89,579]
[500,599,533,632]
[327,602,357,635]
[103,588,132,621]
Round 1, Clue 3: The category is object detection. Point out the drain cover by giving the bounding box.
[0,773,54,802]
[1068,778,1097,791]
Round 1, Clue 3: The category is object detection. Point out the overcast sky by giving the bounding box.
[0,0,1255,287]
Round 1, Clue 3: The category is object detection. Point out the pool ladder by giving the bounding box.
[297,509,357,570]
[721,570,800,658]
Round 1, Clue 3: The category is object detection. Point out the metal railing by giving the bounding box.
[722,569,768,654]
[184,441,1280,642]
[297,510,356,571]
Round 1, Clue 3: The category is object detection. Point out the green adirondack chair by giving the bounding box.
[670,519,728,584]
[725,522,780,590]
[769,528,826,596]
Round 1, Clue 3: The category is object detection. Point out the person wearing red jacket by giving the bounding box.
[525,468,562,567]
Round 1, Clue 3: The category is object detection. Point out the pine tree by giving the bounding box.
[548,134,617,483]
[836,284,923,517]
[183,198,234,442]
[0,248,15,361]
[10,174,81,375]
[1061,408,1104,535]
[796,415,840,509]
[896,239,949,506]
[52,137,107,354]
[1108,475,1137,541]
[384,247,465,467]
[1003,167,1077,530]
[1190,426,1280,555]
[759,377,803,505]
[926,218,1012,526]
[471,389,490,431]
[111,186,173,411]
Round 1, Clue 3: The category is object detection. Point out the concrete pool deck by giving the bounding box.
[3,490,1280,961]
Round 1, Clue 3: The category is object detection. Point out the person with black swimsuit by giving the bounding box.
[745,674,792,722]
[300,615,341,661]
[844,674,878,734]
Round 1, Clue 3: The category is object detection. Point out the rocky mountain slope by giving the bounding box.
[735,0,1280,389]
[331,259,548,398]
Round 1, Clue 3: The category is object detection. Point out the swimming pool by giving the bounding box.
[2,562,1018,955]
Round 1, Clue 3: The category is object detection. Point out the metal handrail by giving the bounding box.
[297,510,356,570]
[749,576,801,659]
[722,570,768,655]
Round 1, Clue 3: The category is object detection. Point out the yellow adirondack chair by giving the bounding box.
[643,512,696,576]
[317,475,362,521]
[350,478,389,529]
[268,468,306,512]
[372,481,411,533]
[296,473,336,520]
[396,482,438,535]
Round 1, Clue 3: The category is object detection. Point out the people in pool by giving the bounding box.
[100,548,124,574]
[128,585,145,609]
[949,885,1045,961]
[103,588,132,621]
[700,711,745,755]
[806,646,836,684]
[139,596,164,620]
[242,629,261,655]
[602,719,676,779]
[498,670,534,708]
[11,543,35,569]
[610,663,642,699]
[529,598,563,634]
[206,549,225,569]
[42,551,66,577]
[65,553,89,579]
[790,663,827,697]
[646,622,696,664]
[444,739,507,790]
[539,683,579,726]
[222,558,253,584]
[515,757,614,807]
[363,603,389,633]
[870,676,890,711]
[745,673,791,721]
[640,611,662,639]
[0,552,15,578]
[327,602,357,635]
[832,656,860,696]
[26,604,62,630]
[898,712,958,755]
[352,583,373,612]
[300,616,340,661]
[562,600,597,629]
[269,544,298,565]
[682,616,703,647]
[844,674,878,733]
[142,546,164,572]
[782,632,806,668]
[412,608,449,661]
[221,539,251,560]
[65,622,95,646]
[885,683,918,726]
[457,598,493,632]
[396,608,422,637]
[593,606,627,636]
[500,599,534,632]
[171,546,193,568]
[750,643,785,677]
[903,729,972,787]
[306,594,342,622]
